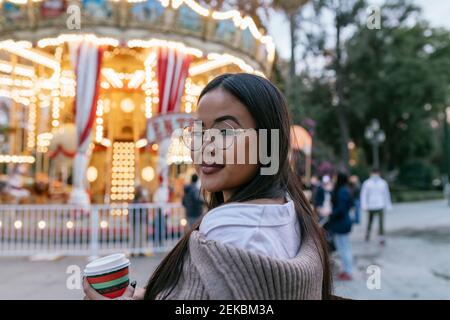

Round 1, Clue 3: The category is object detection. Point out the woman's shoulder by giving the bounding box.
[201,199,296,228]
[198,200,299,259]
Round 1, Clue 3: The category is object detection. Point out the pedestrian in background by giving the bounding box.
[327,172,354,281]
[314,175,333,222]
[360,168,392,246]
[182,174,204,229]
[349,175,361,224]
[314,175,335,252]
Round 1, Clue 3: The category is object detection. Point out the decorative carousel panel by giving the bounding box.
[175,3,204,36]
[213,19,236,44]
[82,0,113,21]
[241,28,256,53]
[130,0,165,26]
[40,0,67,19]
[256,41,268,63]
[37,0,68,28]
[2,1,27,27]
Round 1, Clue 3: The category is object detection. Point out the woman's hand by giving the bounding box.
[83,277,142,300]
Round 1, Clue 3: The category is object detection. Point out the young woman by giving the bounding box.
[327,172,354,281]
[83,73,333,300]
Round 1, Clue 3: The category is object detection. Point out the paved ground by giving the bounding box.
[0,199,449,300]
[333,199,450,299]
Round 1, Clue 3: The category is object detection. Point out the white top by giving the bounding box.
[360,175,393,211]
[199,200,301,260]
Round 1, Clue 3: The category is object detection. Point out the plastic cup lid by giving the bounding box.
[84,253,130,276]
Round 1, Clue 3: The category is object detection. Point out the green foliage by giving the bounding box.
[280,0,450,189]
[344,16,450,171]
[391,190,443,203]
[397,160,438,190]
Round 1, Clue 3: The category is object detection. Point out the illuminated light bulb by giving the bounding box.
[120,98,135,113]
[38,220,46,229]
[66,221,74,229]
[100,221,108,229]
[14,220,22,229]
[87,167,98,183]
[180,218,187,227]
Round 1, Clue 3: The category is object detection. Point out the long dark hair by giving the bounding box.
[332,172,349,206]
[144,73,333,299]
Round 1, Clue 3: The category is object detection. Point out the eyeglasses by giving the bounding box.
[181,121,247,151]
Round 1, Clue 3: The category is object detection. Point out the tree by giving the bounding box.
[344,0,450,179]
[290,0,450,188]
[311,0,367,171]
[272,0,309,93]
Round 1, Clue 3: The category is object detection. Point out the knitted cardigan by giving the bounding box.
[156,230,324,300]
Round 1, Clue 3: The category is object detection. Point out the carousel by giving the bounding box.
[0,0,276,205]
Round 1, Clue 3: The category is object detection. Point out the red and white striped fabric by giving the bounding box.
[74,41,103,153]
[157,47,192,114]
[69,41,102,204]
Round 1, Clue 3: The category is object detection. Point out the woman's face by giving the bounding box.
[192,88,259,199]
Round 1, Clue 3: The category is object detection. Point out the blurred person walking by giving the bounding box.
[326,172,354,281]
[309,175,319,203]
[360,168,392,245]
[349,175,361,224]
[314,175,335,252]
[314,175,333,222]
[182,174,204,229]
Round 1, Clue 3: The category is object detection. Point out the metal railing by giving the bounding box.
[0,203,186,257]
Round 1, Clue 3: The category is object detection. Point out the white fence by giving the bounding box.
[0,203,187,257]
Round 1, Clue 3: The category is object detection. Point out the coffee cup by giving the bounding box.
[84,253,131,298]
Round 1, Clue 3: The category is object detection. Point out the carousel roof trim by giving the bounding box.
[1,0,275,65]
[29,33,266,76]
[37,34,120,48]
[170,0,276,63]
[127,38,203,57]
